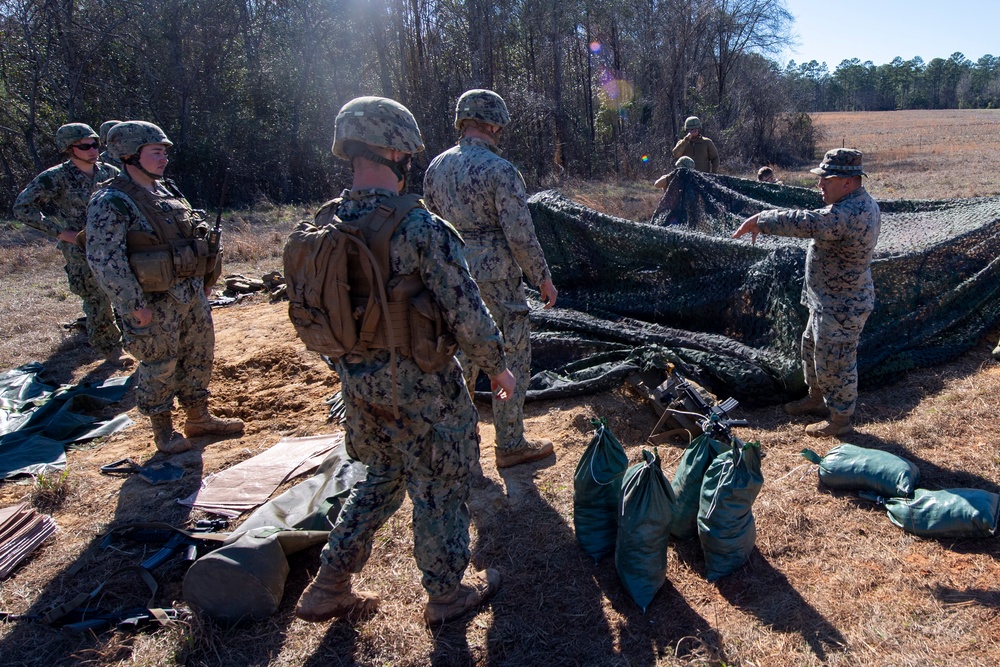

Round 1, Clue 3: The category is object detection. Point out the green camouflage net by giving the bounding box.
[521,170,1000,404]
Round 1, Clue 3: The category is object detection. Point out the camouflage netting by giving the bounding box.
[519,169,1000,405]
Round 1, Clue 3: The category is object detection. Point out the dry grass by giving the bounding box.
[763,110,1000,199]
[1,110,1000,666]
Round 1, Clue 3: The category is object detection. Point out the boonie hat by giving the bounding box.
[810,148,866,177]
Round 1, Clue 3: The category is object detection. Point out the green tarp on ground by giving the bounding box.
[0,363,133,479]
[524,170,1000,403]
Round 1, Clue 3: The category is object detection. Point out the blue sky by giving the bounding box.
[778,0,999,69]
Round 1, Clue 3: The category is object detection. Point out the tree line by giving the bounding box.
[5,0,988,215]
[784,53,1000,112]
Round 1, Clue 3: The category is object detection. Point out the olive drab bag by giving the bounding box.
[801,443,920,498]
[615,448,675,611]
[669,432,728,540]
[283,194,458,377]
[573,417,629,561]
[861,488,1000,539]
[697,439,763,581]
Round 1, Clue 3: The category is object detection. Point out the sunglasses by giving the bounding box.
[72,142,100,151]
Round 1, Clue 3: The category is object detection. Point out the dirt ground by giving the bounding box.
[1,109,1000,666]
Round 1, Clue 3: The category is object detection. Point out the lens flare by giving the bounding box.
[641,155,650,163]
[590,41,601,54]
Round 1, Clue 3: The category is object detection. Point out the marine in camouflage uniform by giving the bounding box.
[295,97,514,628]
[671,116,719,173]
[734,148,881,437]
[13,123,123,360]
[98,120,123,171]
[423,88,558,469]
[86,121,243,454]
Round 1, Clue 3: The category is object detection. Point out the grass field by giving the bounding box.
[1,110,999,667]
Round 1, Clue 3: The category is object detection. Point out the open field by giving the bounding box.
[1,109,999,666]
[764,109,1000,199]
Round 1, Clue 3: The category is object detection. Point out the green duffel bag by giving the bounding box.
[670,432,728,540]
[802,443,920,498]
[615,448,675,612]
[574,417,629,562]
[698,440,764,581]
[862,488,1000,538]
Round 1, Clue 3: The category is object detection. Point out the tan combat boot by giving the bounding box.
[423,568,501,627]
[783,389,829,418]
[183,400,245,438]
[805,415,852,438]
[495,438,555,469]
[150,412,192,454]
[295,566,379,623]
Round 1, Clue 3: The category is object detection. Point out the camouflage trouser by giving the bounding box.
[62,246,121,355]
[321,366,479,597]
[802,308,870,418]
[455,277,530,453]
[119,290,214,416]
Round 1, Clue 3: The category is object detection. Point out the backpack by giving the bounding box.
[283,194,457,383]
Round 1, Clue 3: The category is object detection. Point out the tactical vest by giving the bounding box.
[284,195,459,414]
[111,176,219,292]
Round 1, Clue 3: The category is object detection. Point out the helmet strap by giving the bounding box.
[357,147,410,190]
[124,154,163,182]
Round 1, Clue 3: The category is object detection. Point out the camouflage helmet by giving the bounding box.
[675,156,696,169]
[106,121,173,160]
[454,89,510,130]
[56,123,99,153]
[683,116,703,131]
[332,97,424,160]
[99,120,122,145]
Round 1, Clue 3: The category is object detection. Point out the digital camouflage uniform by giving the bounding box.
[13,160,122,355]
[85,177,214,416]
[320,187,506,597]
[99,120,124,171]
[757,186,881,418]
[423,136,552,455]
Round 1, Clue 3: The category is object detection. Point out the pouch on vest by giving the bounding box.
[862,488,1000,538]
[573,417,629,561]
[409,290,458,372]
[670,432,728,540]
[615,448,674,611]
[697,439,763,581]
[129,250,174,293]
[802,443,920,498]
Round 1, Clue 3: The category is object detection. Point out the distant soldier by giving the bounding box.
[423,89,558,469]
[13,123,124,363]
[86,121,244,454]
[757,166,780,184]
[733,149,880,437]
[294,97,514,626]
[672,116,719,173]
[655,156,696,189]
[99,120,123,170]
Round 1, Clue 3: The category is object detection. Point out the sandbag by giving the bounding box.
[183,443,365,625]
[865,488,1000,539]
[615,449,674,611]
[698,440,763,581]
[670,433,728,540]
[802,443,920,498]
[573,417,629,561]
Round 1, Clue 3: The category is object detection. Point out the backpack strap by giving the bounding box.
[352,194,425,355]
